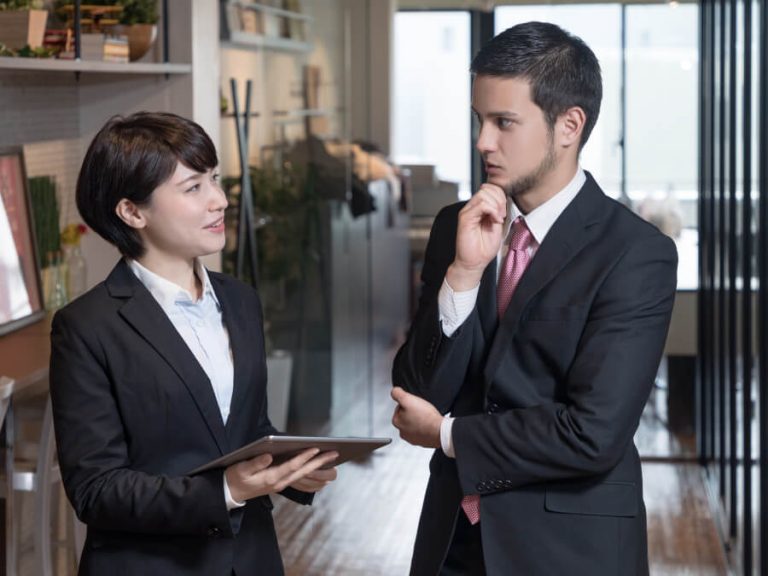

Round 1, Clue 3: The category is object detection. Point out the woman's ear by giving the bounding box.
[115,198,146,230]
[557,106,587,149]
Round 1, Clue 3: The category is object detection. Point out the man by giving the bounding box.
[391,22,677,576]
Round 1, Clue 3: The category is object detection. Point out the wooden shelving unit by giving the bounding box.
[225,30,311,53]
[0,56,191,74]
[222,0,313,54]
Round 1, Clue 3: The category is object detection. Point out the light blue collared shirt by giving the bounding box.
[128,259,244,509]
[128,259,235,423]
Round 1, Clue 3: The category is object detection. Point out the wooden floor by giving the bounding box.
[274,360,730,576]
[13,359,729,575]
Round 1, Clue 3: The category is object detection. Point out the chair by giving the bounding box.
[0,376,85,575]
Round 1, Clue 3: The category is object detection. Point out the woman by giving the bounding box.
[50,112,337,575]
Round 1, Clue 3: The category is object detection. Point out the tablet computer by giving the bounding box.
[190,435,392,475]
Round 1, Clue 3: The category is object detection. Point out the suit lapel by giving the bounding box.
[210,275,253,433]
[476,258,498,341]
[107,261,230,456]
[482,175,606,389]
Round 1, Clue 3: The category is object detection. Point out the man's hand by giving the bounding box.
[391,387,442,449]
[225,449,339,502]
[447,183,506,291]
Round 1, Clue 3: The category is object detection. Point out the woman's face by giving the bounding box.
[131,161,227,264]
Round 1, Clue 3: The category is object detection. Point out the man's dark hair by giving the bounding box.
[76,111,218,259]
[471,21,602,149]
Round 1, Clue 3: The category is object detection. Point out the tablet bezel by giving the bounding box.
[189,435,391,475]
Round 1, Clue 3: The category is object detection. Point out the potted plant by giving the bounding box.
[114,0,158,61]
[0,0,48,52]
[53,0,159,61]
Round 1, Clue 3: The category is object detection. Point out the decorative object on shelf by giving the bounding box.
[27,175,59,270]
[53,1,123,32]
[55,1,157,61]
[113,21,155,60]
[0,146,45,336]
[109,0,158,61]
[0,41,56,57]
[0,0,48,51]
[61,223,87,300]
[44,249,67,310]
[222,0,312,53]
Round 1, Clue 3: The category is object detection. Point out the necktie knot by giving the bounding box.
[509,217,532,252]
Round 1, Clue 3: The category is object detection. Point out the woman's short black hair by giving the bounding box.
[76,111,218,259]
[471,21,602,150]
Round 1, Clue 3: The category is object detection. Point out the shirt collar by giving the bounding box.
[507,167,586,246]
[127,258,220,310]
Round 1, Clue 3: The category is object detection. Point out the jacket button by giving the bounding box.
[207,526,220,537]
[487,402,499,414]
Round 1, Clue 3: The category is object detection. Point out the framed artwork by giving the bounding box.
[0,147,44,336]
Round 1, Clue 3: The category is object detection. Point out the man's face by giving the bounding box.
[472,75,557,199]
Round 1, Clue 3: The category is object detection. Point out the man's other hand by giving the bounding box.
[391,387,442,449]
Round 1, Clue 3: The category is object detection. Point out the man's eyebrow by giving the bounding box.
[472,108,520,118]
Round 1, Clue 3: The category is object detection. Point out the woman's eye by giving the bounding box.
[186,184,201,193]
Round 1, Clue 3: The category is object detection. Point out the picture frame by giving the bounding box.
[0,147,45,336]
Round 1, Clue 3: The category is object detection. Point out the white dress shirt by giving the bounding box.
[128,259,244,510]
[438,168,587,457]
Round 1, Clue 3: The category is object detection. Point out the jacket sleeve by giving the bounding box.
[391,203,480,413]
[50,310,235,537]
[452,233,678,493]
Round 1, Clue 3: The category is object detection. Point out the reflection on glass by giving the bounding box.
[0,187,33,322]
[0,151,42,333]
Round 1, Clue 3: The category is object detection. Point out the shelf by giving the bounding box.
[0,57,192,75]
[232,1,313,22]
[224,31,312,53]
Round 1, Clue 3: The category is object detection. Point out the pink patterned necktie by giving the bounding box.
[496,217,534,318]
[460,216,534,526]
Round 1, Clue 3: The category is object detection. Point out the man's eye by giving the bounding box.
[497,118,513,129]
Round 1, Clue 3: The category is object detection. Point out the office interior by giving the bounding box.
[0,0,764,573]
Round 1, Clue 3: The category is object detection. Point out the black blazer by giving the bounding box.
[50,260,310,576]
[392,174,677,576]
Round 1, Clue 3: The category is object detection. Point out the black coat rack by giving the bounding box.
[230,78,259,288]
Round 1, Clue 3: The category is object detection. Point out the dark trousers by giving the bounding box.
[440,512,486,576]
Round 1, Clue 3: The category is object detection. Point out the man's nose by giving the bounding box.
[476,123,496,154]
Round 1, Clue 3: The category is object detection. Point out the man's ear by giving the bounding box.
[557,106,587,149]
[115,198,146,230]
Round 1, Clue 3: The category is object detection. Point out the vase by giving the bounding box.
[44,252,68,312]
[0,9,48,50]
[112,23,157,61]
[64,244,87,301]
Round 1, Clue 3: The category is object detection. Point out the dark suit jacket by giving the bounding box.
[50,260,310,576]
[392,174,677,576]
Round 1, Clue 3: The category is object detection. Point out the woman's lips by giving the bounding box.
[204,218,225,233]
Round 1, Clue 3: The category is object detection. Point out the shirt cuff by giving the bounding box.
[224,475,246,511]
[440,416,456,458]
[438,278,480,337]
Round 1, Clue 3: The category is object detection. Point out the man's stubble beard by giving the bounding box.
[503,133,557,200]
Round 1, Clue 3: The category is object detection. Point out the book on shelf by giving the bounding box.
[57,33,128,62]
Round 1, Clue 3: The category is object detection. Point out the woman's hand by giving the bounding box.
[288,466,338,493]
[225,448,339,502]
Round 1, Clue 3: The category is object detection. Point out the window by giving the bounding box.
[393,12,471,197]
